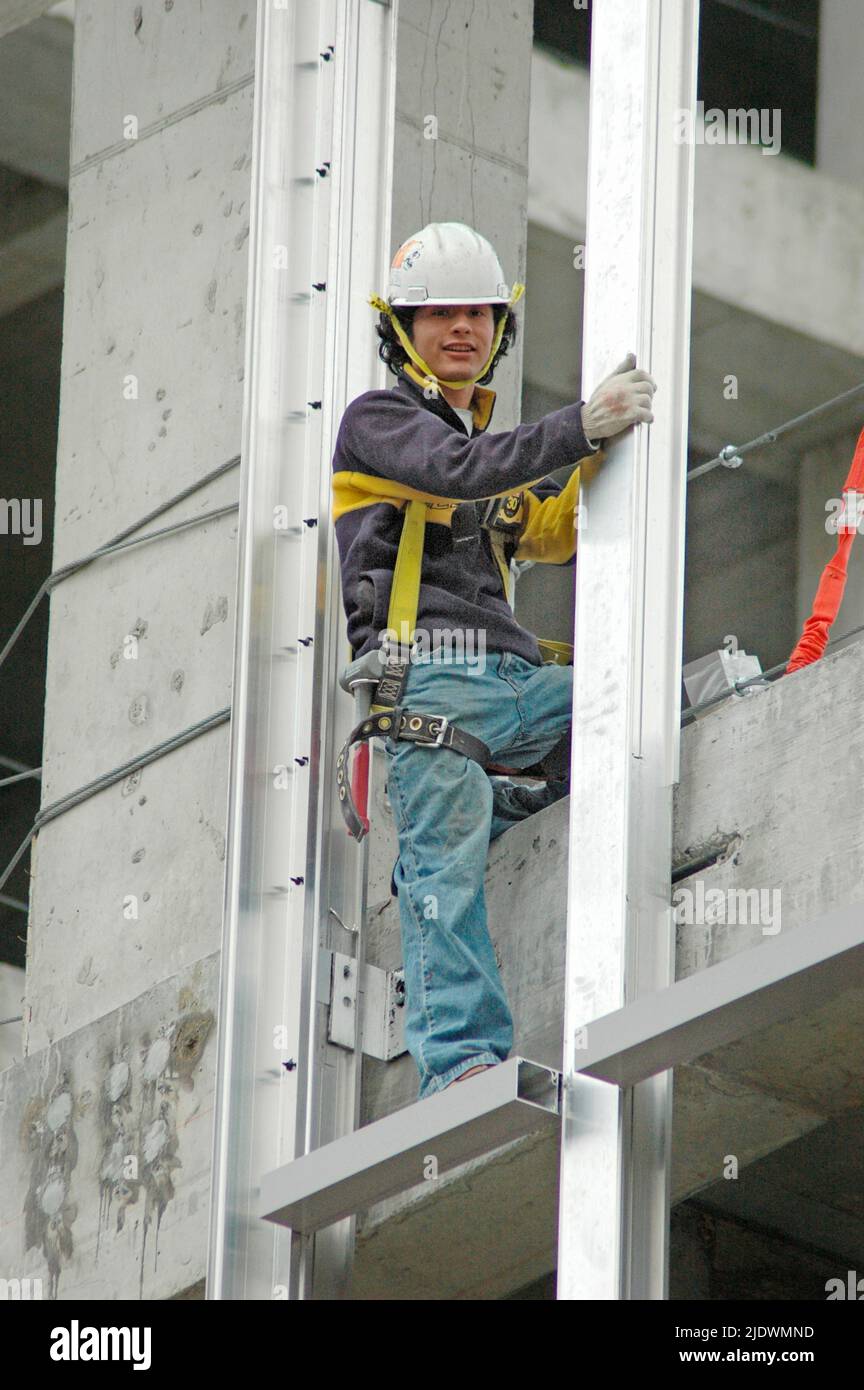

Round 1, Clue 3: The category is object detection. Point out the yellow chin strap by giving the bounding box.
[369,283,525,389]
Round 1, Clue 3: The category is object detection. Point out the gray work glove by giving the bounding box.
[581,352,657,446]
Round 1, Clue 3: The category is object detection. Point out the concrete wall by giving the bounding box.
[391,0,532,433]
[0,0,253,1298]
[27,0,253,1049]
[670,1201,847,1302]
[0,953,217,1300]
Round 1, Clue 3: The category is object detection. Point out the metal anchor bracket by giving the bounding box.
[322,948,406,1060]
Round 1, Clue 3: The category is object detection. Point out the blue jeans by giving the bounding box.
[355,649,573,1100]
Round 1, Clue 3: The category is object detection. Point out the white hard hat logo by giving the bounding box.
[392,237,423,271]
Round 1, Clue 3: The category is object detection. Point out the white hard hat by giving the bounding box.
[387,222,512,306]
[369,223,524,388]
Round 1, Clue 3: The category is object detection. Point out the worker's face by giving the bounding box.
[410,303,496,379]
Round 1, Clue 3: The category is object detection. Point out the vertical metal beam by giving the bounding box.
[558,0,699,1300]
[309,0,397,1299]
[207,0,396,1300]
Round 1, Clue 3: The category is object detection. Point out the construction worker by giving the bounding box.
[331,222,656,1100]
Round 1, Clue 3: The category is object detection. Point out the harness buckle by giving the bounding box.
[379,638,422,670]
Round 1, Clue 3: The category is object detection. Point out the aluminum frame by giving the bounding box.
[559,0,700,1300]
[207,0,397,1300]
[260,1057,561,1233]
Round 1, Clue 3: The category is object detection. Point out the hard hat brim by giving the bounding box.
[388,291,512,307]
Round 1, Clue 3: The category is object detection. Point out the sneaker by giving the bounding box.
[445,1064,494,1089]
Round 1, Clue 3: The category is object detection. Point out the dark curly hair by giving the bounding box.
[375,303,518,386]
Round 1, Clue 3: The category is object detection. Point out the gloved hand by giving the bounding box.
[581,352,657,445]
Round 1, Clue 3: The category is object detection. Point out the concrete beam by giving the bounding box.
[0,0,64,42]
[683,1111,864,1273]
[0,13,72,187]
[0,9,72,314]
[528,47,864,361]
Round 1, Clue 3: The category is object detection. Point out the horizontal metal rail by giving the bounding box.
[533,895,864,1084]
[259,1057,560,1234]
[260,896,864,1234]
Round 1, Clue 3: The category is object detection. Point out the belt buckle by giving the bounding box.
[429,715,449,746]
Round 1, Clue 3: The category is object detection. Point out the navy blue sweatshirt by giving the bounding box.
[331,361,603,665]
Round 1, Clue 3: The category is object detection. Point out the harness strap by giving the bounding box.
[376,498,426,698]
[336,706,492,841]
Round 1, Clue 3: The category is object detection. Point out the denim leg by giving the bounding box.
[385,735,513,1099]
[488,658,574,768]
[488,774,569,841]
[377,652,574,1098]
[485,660,574,840]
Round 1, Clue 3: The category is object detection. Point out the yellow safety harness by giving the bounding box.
[336,485,573,839]
[373,495,572,715]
